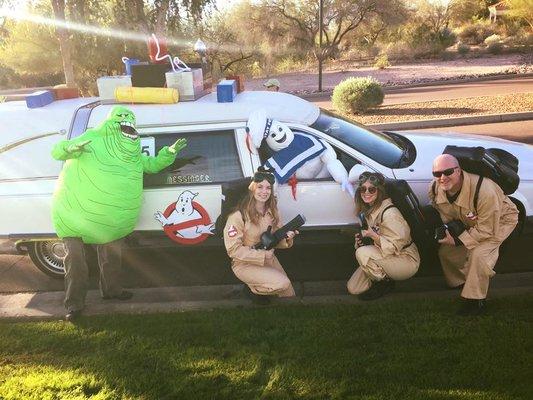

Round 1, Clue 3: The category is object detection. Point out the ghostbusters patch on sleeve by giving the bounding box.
[227,225,238,238]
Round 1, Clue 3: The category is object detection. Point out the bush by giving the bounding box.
[384,42,414,61]
[484,34,502,45]
[373,54,390,69]
[487,42,503,54]
[457,21,496,45]
[332,77,384,114]
[484,34,503,54]
[440,50,456,61]
[275,56,306,74]
[457,42,470,56]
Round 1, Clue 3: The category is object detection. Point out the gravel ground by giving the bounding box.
[342,93,533,125]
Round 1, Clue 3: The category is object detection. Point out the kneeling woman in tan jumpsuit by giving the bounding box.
[224,168,298,303]
[347,172,420,300]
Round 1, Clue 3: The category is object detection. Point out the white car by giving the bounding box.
[1,91,532,277]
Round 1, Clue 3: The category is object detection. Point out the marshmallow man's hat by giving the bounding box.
[246,109,272,149]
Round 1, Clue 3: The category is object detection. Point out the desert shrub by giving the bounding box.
[373,54,390,69]
[437,27,457,49]
[487,42,503,54]
[275,56,306,74]
[457,21,496,45]
[332,77,384,114]
[402,24,457,58]
[457,42,470,55]
[384,42,414,61]
[440,50,456,60]
[484,34,503,54]
[484,34,502,45]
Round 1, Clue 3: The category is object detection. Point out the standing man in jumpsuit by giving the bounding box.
[429,154,518,316]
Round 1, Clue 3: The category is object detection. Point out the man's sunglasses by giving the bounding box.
[432,166,458,178]
[359,186,377,194]
[358,172,384,186]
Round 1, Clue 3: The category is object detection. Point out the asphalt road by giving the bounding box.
[311,76,533,108]
[403,120,533,144]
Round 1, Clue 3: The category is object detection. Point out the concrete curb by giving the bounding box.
[1,272,532,321]
[297,72,533,100]
[367,111,533,131]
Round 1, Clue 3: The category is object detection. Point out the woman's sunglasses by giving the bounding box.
[432,166,458,178]
[359,186,377,194]
[358,172,384,186]
[253,170,275,185]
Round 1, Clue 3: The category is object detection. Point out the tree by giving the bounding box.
[51,0,76,87]
[0,0,215,91]
[507,0,533,30]
[263,0,406,91]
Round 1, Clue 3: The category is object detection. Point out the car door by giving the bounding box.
[137,122,251,245]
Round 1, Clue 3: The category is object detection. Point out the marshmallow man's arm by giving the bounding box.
[319,141,354,197]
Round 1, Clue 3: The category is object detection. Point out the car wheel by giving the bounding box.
[27,240,66,279]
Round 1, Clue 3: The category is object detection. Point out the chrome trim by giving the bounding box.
[0,131,65,155]
[0,176,58,183]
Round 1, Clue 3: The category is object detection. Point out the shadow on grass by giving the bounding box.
[0,296,532,399]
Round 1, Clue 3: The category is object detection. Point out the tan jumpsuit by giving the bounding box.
[224,210,295,297]
[429,171,518,299]
[348,198,420,295]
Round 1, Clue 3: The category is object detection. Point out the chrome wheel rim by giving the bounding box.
[35,240,65,274]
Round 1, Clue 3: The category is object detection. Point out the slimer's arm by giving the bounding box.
[142,138,187,174]
[51,129,96,161]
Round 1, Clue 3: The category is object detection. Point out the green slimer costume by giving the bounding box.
[51,106,185,244]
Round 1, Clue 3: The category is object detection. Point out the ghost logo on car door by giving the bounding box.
[154,190,215,245]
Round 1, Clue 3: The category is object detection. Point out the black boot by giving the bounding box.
[243,285,271,305]
[457,298,486,316]
[358,279,395,301]
[65,309,83,322]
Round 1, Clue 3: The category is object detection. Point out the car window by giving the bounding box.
[258,130,363,182]
[143,129,243,187]
[310,109,408,168]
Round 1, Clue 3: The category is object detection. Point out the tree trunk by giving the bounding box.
[51,0,76,87]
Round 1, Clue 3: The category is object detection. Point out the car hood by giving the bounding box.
[392,130,533,181]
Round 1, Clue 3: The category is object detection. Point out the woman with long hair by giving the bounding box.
[224,167,298,304]
[347,171,420,300]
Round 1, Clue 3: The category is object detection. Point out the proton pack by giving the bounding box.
[382,178,439,267]
[443,145,519,195]
[215,177,251,236]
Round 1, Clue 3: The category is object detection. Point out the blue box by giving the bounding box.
[217,79,237,103]
[123,58,140,75]
[26,90,55,108]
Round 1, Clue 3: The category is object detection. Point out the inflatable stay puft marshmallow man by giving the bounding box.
[246,109,355,199]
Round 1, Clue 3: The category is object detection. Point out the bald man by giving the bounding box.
[429,154,518,315]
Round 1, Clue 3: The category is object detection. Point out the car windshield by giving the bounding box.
[310,110,407,168]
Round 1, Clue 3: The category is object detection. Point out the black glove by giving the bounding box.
[447,220,466,238]
[254,225,276,250]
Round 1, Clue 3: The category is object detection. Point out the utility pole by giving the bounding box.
[318,0,323,92]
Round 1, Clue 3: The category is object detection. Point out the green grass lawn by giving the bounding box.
[0,295,531,400]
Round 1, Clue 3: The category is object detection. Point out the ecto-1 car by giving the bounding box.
[1,91,532,277]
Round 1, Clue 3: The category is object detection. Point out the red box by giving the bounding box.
[53,86,80,100]
[226,75,244,93]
